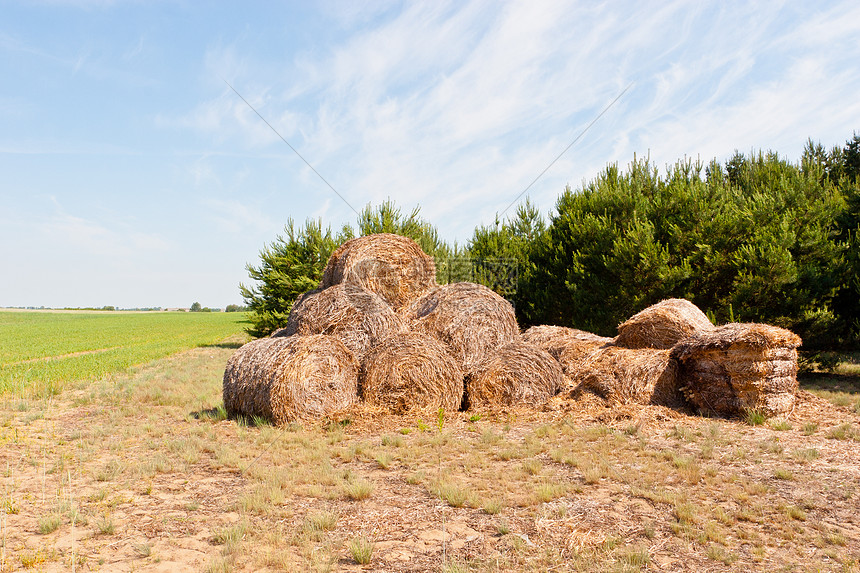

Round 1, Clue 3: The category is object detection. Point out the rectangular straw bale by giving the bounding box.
[671,323,800,418]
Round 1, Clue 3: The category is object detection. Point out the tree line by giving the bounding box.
[241,134,860,350]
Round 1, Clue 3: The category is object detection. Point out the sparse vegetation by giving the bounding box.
[349,535,374,565]
[37,513,62,534]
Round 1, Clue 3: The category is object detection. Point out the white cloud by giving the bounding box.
[37,199,170,257]
[171,0,860,241]
[201,197,275,235]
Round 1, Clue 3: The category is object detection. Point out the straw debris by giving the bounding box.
[402,282,520,373]
[522,325,610,360]
[556,335,615,377]
[360,332,464,414]
[223,334,359,425]
[670,322,801,418]
[280,283,403,361]
[566,345,682,407]
[616,298,714,349]
[465,341,565,409]
[321,233,436,310]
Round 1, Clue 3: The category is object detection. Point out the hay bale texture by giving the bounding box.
[670,323,801,418]
[279,283,403,361]
[360,332,464,414]
[465,341,565,409]
[223,334,359,425]
[556,334,615,375]
[523,325,611,360]
[402,282,520,372]
[616,298,714,350]
[321,233,436,310]
[566,345,682,407]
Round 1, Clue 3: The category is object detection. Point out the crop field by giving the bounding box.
[0,311,248,398]
[0,317,858,572]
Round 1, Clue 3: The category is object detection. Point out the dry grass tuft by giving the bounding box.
[278,283,403,362]
[566,345,682,407]
[465,341,565,409]
[360,332,464,414]
[321,233,436,310]
[401,282,520,373]
[616,298,714,350]
[671,323,801,418]
[223,334,359,425]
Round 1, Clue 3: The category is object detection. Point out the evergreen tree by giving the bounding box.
[469,199,545,316]
[240,219,352,337]
[524,152,845,339]
[832,133,860,343]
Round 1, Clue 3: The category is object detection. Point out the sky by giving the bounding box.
[1,1,859,309]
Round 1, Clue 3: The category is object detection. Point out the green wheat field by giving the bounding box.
[0,310,248,397]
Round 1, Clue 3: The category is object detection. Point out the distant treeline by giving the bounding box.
[242,134,860,350]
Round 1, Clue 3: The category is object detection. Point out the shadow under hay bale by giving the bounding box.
[279,283,403,362]
[321,233,436,310]
[465,341,565,409]
[671,323,801,418]
[615,298,714,350]
[223,334,359,425]
[360,332,463,414]
[522,325,610,360]
[401,282,520,373]
[566,345,682,407]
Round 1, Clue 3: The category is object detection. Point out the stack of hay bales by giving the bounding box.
[671,323,801,417]
[225,233,436,424]
[223,334,358,425]
[224,234,803,424]
[225,233,544,423]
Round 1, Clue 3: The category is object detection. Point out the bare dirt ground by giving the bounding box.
[1,340,858,572]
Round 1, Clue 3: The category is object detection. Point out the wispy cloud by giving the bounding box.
[38,198,170,257]
[201,197,275,236]
[174,0,860,239]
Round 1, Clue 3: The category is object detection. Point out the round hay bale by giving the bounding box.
[523,325,610,360]
[670,323,801,418]
[616,298,714,349]
[465,341,565,409]
[223,334,359,425]
[566,345,682,407]
[402,282,520,372]
[360,332,463,414]
[321,233,436,310]
[281,283,403,361]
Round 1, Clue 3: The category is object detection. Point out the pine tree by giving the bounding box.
[240,219,352,337]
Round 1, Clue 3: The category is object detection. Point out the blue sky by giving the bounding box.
[2,1,859,309]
